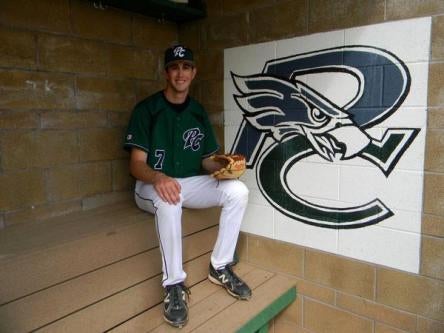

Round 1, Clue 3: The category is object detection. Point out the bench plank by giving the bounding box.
[151,266,275,333]
[36,253,212,333]
[0,204,297,333]
[109,263,256,333]
[0,227,219,333]
[0,206,220,304]
[193,275,296,333]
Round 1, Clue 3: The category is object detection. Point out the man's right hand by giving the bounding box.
[152,172,181,205]
[129,148,181,205]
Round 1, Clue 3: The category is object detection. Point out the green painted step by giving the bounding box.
[238,286,297,333]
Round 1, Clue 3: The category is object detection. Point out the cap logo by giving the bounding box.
[173,46,186,58]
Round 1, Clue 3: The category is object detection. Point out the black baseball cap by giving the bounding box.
[164,45,194,68]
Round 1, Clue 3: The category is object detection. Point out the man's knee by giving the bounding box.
[154,196,183,216]
[223,180,249,203]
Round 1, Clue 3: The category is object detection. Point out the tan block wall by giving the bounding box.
[0,0,178,226]
[181,0,444,332]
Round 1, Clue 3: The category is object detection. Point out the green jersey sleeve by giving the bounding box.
[124,103,151,153]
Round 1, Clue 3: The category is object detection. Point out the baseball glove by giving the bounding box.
[210,154,246,180]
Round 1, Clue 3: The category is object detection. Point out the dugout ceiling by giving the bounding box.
[99,0,206,23]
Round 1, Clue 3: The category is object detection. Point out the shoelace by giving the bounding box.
[224,265,242,286]
[167,284,191,309]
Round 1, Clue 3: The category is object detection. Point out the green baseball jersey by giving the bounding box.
[124,91,219,178]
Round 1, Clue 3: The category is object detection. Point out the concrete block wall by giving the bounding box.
[0,0,177,227]
[180,0,444,332]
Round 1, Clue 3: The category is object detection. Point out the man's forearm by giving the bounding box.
[130,160,163,184]
[201,156,224,174]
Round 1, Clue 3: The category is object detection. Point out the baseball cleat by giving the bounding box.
[163,283,190,328]
[208,264,252,300]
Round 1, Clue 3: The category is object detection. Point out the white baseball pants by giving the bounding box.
[134,175,249,287]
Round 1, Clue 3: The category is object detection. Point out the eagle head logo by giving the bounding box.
[229,46,419,228]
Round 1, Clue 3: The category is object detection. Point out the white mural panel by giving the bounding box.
[224,17,431,273]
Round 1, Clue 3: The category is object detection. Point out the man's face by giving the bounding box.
[165,61,196,94]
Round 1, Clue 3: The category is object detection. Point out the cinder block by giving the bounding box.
[222,0,273,14]
[1,130,78,170]
[70,0,132,44]
[107,45,157,79]
[308,0,385,33]
[0,70,75,110]
[416,316,444,333]
[427,107,444,129]
[275,295,302,325]
[248,234,304,277]
[81,191,132,211]
[40,111,108,129]
[0,110,39,129]
[420,235,444,280]
[423,173,444,216]
[422,213,444,237]
[0,170,46,211]
[38,34,108,74]
[195,50,223,80]
[136,80,165,102]
[425,129,444,172]
[304,298,373,333]
[190,79,202,102]
[249,1,307,43]
[0,27,36,68]
[241,203,274,238]
[199,80,223,109]
[292,278,335,305]
[386,0,444,20]
[0,0,70,33]
[76,77,136,111]
[432,15,444,61]
[79,128,127,162]
[178,21,201,52]
[273,320,309,333]
[205,0,223,17]
[47,162,112,201]
[133,16,177,49]
[112,159,133,191]
[208,112,223,127]
[428,62,444,107]
[236,231,248,261]
[108,111,132,128]
[374,322,406,333]
[213,124,225,151]
[201,14,248,49]
[377,267,444,321]
[305,250,375,299]
[336,292,417,332]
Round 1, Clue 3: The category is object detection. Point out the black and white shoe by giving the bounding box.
[208,264,252,300]
[163,283,190,328]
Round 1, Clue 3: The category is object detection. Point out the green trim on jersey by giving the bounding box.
[124,91,219,178]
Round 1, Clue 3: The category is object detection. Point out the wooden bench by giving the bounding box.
[0,202,296,332]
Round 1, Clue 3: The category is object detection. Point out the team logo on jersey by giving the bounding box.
[174,46,186,58]
[183,128,204,151]
[229,46,419,229]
